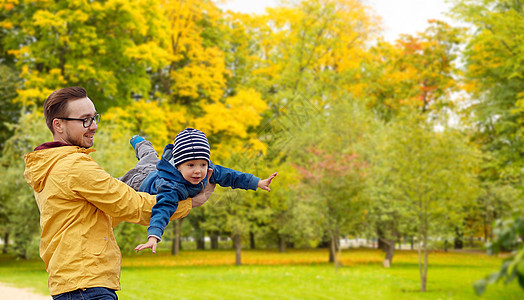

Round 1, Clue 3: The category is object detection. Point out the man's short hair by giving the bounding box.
[44,87,88,133]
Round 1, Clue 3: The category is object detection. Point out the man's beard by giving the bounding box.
[64,130,95,148]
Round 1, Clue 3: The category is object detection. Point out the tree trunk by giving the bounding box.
[411,236,414,250]
[249,231,255,249]
[377,227,386,251]
[196,237,205,250]
[286,241,295,249]
[171,219,182,255]
[210,232,219,249]
[381,238,395,268]
[328,232,340,268]
[418,225,429,292]
[420,235,429,292]
[2,232,8,254]
[335,235,343,270]
[454,227,463,249]
[329,237,335,263]
[234,234,242,266]
[278,234,286,253]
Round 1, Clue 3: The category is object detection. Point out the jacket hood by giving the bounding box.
[24,145,95,193]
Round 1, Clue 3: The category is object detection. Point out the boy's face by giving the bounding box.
[177,159,208,185]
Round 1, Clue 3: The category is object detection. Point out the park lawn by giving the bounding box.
[0,248,521,299]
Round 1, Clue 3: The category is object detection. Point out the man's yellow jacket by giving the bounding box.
[24,144,191,296]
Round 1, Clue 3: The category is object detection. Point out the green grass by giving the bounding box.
[0,248,522,299]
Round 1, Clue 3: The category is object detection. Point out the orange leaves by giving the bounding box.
[123,249,384,267]
[294,147,366,181]
[365,20,462,115]
[0,0,17,11]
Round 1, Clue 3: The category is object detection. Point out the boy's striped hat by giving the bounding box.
[172,128,211,167]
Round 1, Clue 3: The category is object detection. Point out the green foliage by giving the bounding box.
[0,65,21,151]
[475,208,524,295]
[114,222,149,255]
[452,0,524,181]
[0,109,49,259]
[451,0,524,294]
[366,112,481,241]
[363,111,481,290]
[285,97,375,263]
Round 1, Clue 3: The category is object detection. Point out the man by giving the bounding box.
[24,87,212,299]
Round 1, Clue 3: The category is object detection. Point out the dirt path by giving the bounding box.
[0,282,51,300]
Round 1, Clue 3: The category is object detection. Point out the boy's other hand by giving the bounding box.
[192,168,215,207]
[135,236,159,253]
[257,172,277,192]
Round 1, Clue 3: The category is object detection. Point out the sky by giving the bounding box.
[217,0,454,42]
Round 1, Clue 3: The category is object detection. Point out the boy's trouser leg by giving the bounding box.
[117,140,158,191]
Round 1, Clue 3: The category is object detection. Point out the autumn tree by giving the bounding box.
[360,20,465,261]
[154,0,227,108]
[1,0,170,111]
[451,0,524,293]
[362,20,463,120]
[451,0,524,180]
[451,0,524,223]
[215,0,379,252]
[282,96,373,267]
[366,112,480,291]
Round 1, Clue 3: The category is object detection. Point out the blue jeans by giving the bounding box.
[52,287,118,300]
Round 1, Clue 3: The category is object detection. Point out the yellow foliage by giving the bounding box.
[33,10,67,31]
[124,42,170,71]
[16,87,54,106]
[170,46,227,102]
[194,88,267,137]
[0,20,13,29]
[105,100,188,152]
[162,0,227,103]
[512,92,524,118]
[13,66,65,106]
[248,138,268,155]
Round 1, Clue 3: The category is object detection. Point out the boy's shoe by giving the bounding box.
[130,135,145,150]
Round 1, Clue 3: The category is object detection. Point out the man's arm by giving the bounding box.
[68,154,192,227]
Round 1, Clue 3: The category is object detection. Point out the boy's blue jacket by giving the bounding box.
[139,144,260,240]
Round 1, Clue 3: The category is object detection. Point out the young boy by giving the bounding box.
[126,128,277,253]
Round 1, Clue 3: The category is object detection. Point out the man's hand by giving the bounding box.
[257,172,277,192]
[135,236,159,253]
[192,168,216,208]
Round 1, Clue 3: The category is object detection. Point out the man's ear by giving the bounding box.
[53,119,64,134]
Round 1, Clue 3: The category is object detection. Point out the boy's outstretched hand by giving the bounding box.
[257,172,277,192]
[135,236,159,253]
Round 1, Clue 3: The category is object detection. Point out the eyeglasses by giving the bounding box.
[57,114,101,128]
